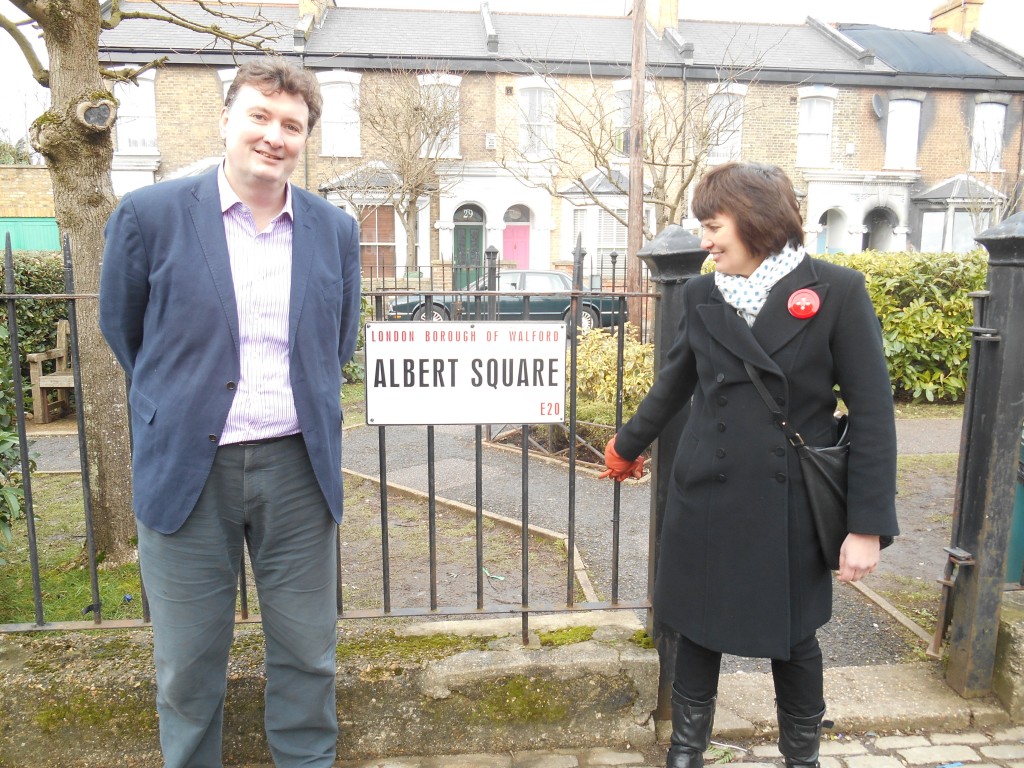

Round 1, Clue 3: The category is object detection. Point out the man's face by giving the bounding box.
[220,84,309,194]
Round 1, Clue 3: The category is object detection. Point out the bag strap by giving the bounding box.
[742,361,807,449]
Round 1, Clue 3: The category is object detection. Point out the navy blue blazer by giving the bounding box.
[99,168,361,534]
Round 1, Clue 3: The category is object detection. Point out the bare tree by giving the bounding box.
[325,68,463,278]
[1,0,282,563]
[497,63,764,240]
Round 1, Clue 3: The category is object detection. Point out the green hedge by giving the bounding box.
[0,250,67,372]
[581,251,988,415]
[821,250,988,402]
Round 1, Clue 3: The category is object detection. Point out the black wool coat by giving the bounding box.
[615,256,899,660]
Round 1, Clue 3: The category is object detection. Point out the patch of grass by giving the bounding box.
[896,452,959,480]
[336,629,490,669]
[630,629,655,649]
[538,625,595,646]
[892,401,964,420]
[342,382,366,426]
[468,674,569,725]
[876,575,940,635]
[0,475,143,625]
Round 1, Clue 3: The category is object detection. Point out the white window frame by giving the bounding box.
[317,70,361,157]
[219,69,237,102]
[971,99,1007,172]
[707,83,747,165]
[796,85,837,168]
[417,73,461,159]
[113,67,158,155]
[517,75,555,156]
[884,96,922,170]
[611,79,654,157]
[569,202,653,279]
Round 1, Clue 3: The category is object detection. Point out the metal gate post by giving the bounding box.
[945,213,1024,696]
[637,225,707,720]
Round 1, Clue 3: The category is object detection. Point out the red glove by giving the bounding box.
[599,436,645,481]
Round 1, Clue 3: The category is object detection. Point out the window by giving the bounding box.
[796,86,836,167]
[517,76,555,154]
[358,205,396,279]
[317,71,361,157]
[971,100,1006,172]
[418,74,461,159]
[219,69,237,101]
[113,68,157,154]
[707,84,746,165]
[612,79,653,156]
[884,97,922,169]
[920,209,991,253]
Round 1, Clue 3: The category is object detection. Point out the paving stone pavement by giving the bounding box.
[322,725,1024,767]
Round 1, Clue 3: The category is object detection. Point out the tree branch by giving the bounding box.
[103,0,283,48]
[0,10,49,87]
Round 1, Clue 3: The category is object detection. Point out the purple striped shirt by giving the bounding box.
[217,165,300,445]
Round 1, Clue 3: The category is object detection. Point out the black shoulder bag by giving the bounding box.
[744,361,872,571]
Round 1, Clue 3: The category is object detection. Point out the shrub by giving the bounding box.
[822,251,987,402]
[0,250,67,371]
[575,251,986,416]
[573,324,653,419]
[0,325,29,563]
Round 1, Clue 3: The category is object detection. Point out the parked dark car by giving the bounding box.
[384,270,624,330]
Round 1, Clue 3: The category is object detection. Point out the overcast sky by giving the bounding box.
[1,0,1022,143]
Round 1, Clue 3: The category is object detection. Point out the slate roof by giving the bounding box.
[839,24,1003,77]
[99,2,297,60]
[913,174,1007,202]
[674,19,892,74]
[95,3,1024,88]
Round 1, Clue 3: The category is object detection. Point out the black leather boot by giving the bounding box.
[777,705,827,768]
[666,690,716,768]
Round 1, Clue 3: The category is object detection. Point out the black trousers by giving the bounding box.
[673,631,825,718]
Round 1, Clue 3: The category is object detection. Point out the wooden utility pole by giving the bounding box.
[627,0,647,319]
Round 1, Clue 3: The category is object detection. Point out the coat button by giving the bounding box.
[226,381,237,390]
[716,422,726,432]
[716,447,726,458]
[716,373,725,383]
[773,446,786,457]
[775,472,787,483]
[209,434,218,443]
[716,474,727,483]
[716,395,728,406]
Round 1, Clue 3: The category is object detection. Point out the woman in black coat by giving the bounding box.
[603,163,899,768]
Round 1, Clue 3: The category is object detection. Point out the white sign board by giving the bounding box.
[364,321,566,425]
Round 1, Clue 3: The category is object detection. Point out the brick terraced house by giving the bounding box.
[92,0,1024,282]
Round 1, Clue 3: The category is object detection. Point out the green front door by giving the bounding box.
[453,205,485,289]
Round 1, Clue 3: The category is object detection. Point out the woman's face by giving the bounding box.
[700,212,762,277]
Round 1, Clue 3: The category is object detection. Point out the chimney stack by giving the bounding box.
[930,0,985,38]
[645,0,679,37]
[298,0,329,26]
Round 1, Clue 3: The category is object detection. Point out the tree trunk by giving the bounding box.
[31,1,136,563]
[626,0,647,326]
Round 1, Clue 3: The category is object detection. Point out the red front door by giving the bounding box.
[503,225,530,269]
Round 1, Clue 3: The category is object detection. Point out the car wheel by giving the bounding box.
[564,306,600,331]
[413,305,449,322]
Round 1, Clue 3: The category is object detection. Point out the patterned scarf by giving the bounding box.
[714,244,806,327]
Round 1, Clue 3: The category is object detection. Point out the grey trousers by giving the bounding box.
[138,434,339,768]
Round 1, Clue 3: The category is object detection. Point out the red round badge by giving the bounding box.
[787,289,820,319]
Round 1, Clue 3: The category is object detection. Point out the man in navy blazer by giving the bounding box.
[100,57,360,767]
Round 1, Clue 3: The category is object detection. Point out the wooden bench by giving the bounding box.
[26,319,75,424]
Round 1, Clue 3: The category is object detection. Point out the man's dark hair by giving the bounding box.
[225,57,323,133]
[692,162,805,258]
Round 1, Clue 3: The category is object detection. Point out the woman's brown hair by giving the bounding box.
[692,162,804,258]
